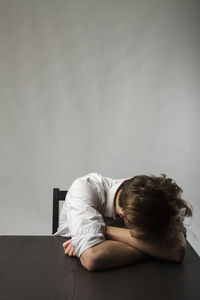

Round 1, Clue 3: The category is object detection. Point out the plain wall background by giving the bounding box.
[0,0,199,255]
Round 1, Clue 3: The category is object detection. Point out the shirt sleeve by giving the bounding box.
[66,178,106,258]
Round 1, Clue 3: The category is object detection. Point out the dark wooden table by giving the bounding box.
[0,236,199,300]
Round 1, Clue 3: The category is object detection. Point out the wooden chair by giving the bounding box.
[52,188,68,234]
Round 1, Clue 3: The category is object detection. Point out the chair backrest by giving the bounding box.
[52,188,68,234]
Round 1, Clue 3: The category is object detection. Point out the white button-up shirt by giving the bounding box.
[53,172,129,257]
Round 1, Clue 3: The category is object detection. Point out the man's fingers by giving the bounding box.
[63,239,71,246]
[63,243,69,249]
[64,246,76,256]
[63,239,72,249]
[65,244,72,254]
[62,239,76,257]
[69,248,74,256]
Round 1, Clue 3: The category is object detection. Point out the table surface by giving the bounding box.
[0,236,199,300]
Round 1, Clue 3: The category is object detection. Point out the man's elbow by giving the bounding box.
[82,258,97,272]
[173,245,186,262]
[80,248,98,272]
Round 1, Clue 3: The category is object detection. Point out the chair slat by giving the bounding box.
[52,188,67,234]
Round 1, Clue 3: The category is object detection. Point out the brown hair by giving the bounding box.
[118,174,193,243]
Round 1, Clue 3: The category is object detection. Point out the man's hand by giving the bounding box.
[62,239,77,257]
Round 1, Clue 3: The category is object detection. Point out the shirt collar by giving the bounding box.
[104,178,129,219]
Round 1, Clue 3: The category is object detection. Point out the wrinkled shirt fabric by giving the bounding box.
[53,172,129,257]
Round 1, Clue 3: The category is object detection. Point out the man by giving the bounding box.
[53,172,192,271]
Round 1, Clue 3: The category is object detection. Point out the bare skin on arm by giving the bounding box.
[63,238,150,271]
[79,240,150,271]
[62,227,186,272]
[105,225,186,262]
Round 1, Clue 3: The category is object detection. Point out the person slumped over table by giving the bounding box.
[53,172,192,271]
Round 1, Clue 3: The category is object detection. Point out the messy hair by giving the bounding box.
[118,174,193,243]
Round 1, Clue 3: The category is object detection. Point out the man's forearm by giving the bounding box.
[105,226,186,262]
[87,240,150,271]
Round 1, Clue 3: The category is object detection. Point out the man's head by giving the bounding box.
[117,174,193,243]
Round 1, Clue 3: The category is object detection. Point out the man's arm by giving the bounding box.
[105,226,186,262]
[80,239,150,271]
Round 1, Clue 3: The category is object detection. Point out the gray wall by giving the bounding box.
[0,0,199,255]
